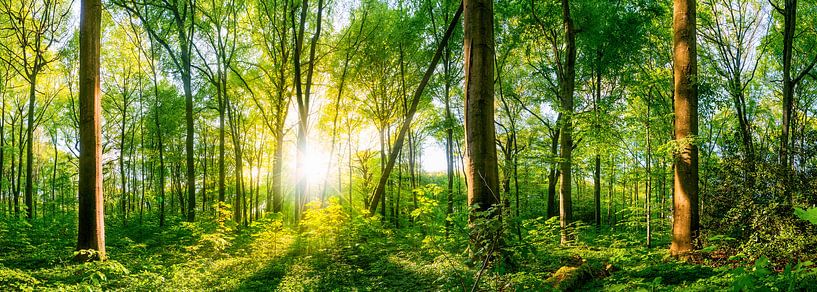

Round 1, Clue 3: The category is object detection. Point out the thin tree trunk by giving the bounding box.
[228,97,244,224]
[291,0,324,221]
[15,114,23,217]
[0,79,5,217]
[148,39,167,228]
[25,72,38,220]
[444,43,454,235]
[607,157,614,226]
[51,132,57,218]
[645,92,652,248]
[120,93,128,226]
[367,3,463,215]
[593,69,601,228]
[219,90,226,204]
[180,26,196,223]
[547,116,561,218]
[202,127,207,213]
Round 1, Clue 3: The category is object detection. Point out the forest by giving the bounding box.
[1,0,817,290]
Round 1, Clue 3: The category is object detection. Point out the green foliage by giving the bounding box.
[524,216,561,245]
[184,209,236,256]
[300,198,348,251]
[410,184,443,228]
[795,207,817,225]
[705,159,817,265]
[0,266,40,291]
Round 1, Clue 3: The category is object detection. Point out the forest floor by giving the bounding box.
[0,207,807,291]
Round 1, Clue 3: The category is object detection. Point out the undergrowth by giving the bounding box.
[1,201,816,291]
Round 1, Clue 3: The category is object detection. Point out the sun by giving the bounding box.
[290,143,333,187]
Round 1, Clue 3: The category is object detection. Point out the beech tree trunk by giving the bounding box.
[558,0,577,245]
[671,0,700,256]
[464,0,499,255]
[76,0,106,261]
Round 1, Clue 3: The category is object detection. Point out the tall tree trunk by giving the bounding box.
[270,37,288,214]
[291,0,324,221]
[218,92,226,204]
[671,0,700,256]
[25,72,37,220]
[15,115,23,217]
[348,123,353,212]
[464,0,499,256]
[139,91,146,224]
[177,20,196,223]
[228,98,244,224]
[0,80,5,217]
[76,0,106,260]
[593,68,601,228]
[779,0,796,174]
[153,75,166,228]
[120,98,128,226]
[558,0,577,245]
[444,43,454,236]
[202,128,208,213]
[51,133,57,217]
[773,0,817,203]
[645,93,652,248]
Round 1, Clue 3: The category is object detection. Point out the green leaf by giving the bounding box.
[754,256,769,269]
[794,208,817,225]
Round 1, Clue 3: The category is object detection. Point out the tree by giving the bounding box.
[116,0,198,222]
[0,65,7,217]
[438,0,461,236]
[463,0,499,255]
[699,0,767,175]
[557,0,578,245]
[291,0,325,221]
[671,0,700,256]
[769,0,817,202]
[365,2,462,217]
[529,0,578,245]
[250,0,292,214]
[0,0,71,219]
[102,23,141,226]
[76,0,106,262]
